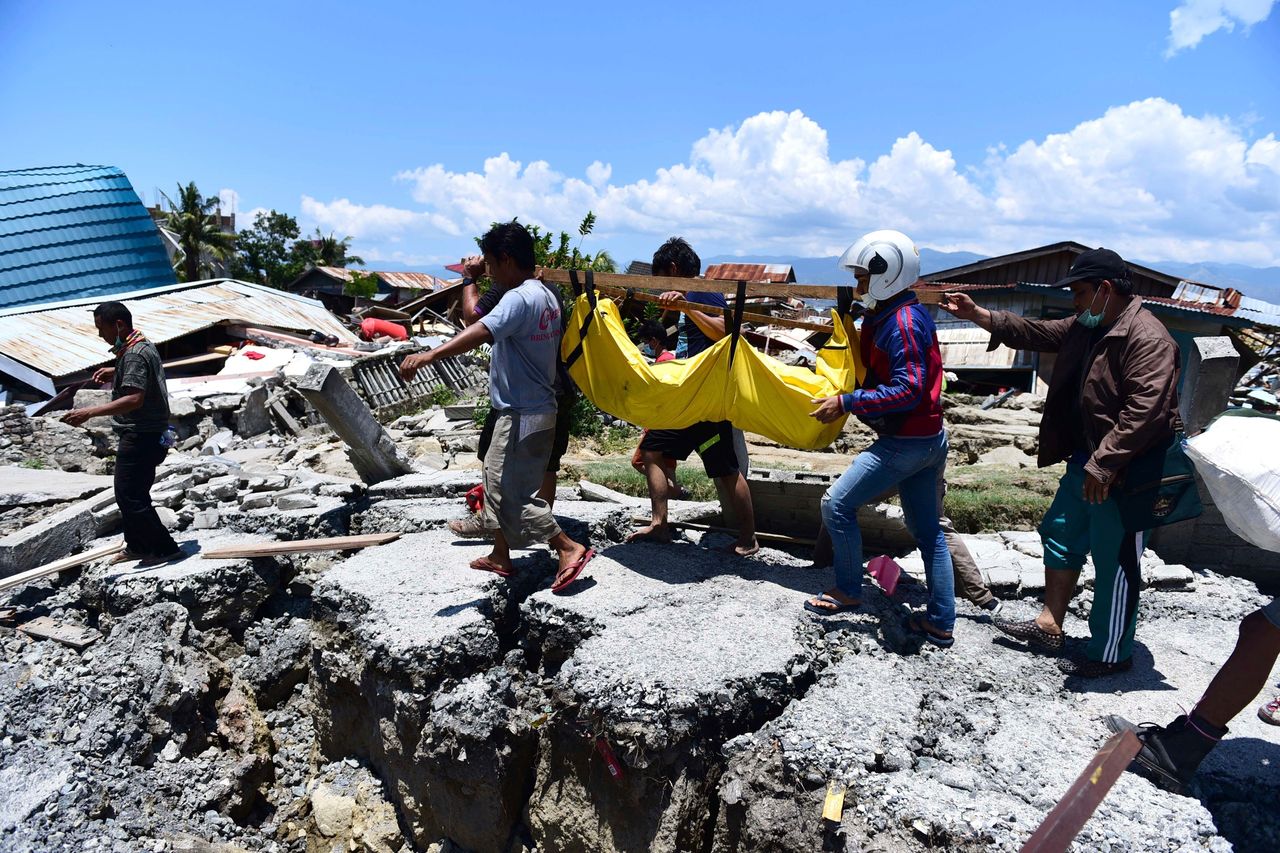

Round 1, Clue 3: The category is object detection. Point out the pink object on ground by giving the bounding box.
[866,555,902,596]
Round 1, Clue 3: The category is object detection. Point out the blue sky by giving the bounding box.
[2,0,1278,270]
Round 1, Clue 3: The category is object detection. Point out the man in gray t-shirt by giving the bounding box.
[401,222,595,593]
[63,302,180,565]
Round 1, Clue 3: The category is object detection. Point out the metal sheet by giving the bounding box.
[0,279,357,382]
[937,327,1019,368]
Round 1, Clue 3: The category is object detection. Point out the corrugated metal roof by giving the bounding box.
[704,263,796,282]
[312,266,451,291]
[937,327,1019,368]
[0,165,178,309]
[0,278,357,385]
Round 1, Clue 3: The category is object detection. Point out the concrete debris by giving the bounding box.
[0,455,1275,853]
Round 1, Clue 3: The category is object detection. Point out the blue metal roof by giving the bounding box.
[0,164,177,309]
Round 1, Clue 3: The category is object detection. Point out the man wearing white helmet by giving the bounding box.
[807,230,957,647]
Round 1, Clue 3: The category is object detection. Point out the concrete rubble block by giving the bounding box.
[442,403,479,421]
[520,542,827,853]
[711,578,1265,852]
[351,499,461,534]
[294,364,414,485]
[0,466,111,508]
[367,470,480,500]
[169,395,197,418]
[274,494,318,511]
[999,530,1043,559]
[239,493,275,511]
[311,531,548,853]
[201,429,235,456]
[232,386,271,438]
[976,445,1035,468]
[193,509,221,529]
[578,479,645,506]
[0,486,111,577]
[1180,336,1239,436]
[225,495,351,541]
[82,532,286,633]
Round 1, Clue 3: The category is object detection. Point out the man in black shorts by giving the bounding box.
[449,255,574,538]
[626,238,759,557]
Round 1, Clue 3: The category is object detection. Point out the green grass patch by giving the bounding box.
[943,464,1062,533]
[560,460,721,502]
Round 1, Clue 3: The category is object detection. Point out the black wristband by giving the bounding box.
[463,277,476,287]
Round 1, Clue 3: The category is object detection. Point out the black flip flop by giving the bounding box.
[906,614,955,648]
[803,592,860,617]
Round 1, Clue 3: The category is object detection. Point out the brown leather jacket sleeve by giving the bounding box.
[1084,334,1180,484]
[986,311,1075,353]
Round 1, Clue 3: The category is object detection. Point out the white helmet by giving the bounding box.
[837,229,921,302]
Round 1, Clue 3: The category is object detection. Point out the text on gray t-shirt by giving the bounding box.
[479,279,562,414]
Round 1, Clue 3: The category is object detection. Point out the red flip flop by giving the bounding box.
[469,556,512,578]
[552,548,595,594]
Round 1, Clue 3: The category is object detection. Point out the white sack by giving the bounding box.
[1185,412,1280,553]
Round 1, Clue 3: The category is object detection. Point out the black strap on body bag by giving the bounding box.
[1112,431,1203,531]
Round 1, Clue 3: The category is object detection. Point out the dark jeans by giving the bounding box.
[114,431,178,557]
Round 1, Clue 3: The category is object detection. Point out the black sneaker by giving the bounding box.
[1057,654,1133,677]
[993,617,1064,653]
[980,599,1004,616]
[1105,714,1225,795]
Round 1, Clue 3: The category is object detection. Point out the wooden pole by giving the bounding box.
[1019,729,1142,853]
[589,284,836,333]
[538,268,864,301]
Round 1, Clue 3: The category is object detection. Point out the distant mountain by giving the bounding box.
[704,249,989,283]
[704,251,1280,303]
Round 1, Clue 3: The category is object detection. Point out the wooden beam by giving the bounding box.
[538,268,863,301]
[0,541,125,594]
[19,615,101,650]
[1019,729,1142,853]
[591,284,836,333]
[200,533,401,559]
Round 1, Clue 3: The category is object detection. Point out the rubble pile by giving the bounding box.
[2,457,1277,852]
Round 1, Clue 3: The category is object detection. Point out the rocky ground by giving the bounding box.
[1,462,1277,853]
[1,390,1277,852]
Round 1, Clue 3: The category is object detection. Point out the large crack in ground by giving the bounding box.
[2,476,1278,852]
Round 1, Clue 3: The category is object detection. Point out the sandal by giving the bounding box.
[552,548,595,594]
[469,557,513,578]
[1259,694,1280,726]
[803,592,861,617]
[905,614,955,648]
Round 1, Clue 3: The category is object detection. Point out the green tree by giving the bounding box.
[230,210,302,289]
[344,269,379,299]
[161,182,235,282]
[291,227,365,269]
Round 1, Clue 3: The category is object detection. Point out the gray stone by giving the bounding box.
[578,480,642,505]
[200,429,235,456]
[294,364,414,484]
[169,396,197,418]
[274,494,317,511]
[233,386,271,438]
[239,493,275,511]
[0,487,109,577]
[156,507,179,529]
[1180,336,1239,435]
[193,510,221,530]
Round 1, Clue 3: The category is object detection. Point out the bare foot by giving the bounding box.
[554,544,591,588]
[731,538,759,557]
[626,523,673,544]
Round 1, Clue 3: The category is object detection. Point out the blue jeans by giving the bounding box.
[821,431,956,632]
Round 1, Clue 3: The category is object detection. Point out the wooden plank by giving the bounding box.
[590,285,837,333]
[19,615,102,650]
[1019,730,1142,853]
[538,268,863,301]
[200,533,401,559]
[0,541,125,594]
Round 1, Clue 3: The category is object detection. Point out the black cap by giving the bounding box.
[1053,247,1128,288]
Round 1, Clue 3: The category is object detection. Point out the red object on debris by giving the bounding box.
[866,555,902,596]
[359,318,409,341]
[244,350,266,360]
[465,484,485,513]
[595,737,624,781]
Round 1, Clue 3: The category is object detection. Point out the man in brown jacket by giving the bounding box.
[942,248,1182,677]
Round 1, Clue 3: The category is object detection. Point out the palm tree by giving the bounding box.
[161,182,235,282]
[314,229,364,267]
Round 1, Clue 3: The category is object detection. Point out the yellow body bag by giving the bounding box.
[560,292,865,451]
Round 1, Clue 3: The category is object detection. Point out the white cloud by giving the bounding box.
[299,101,1280,268]
[1166,0,1276,56]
